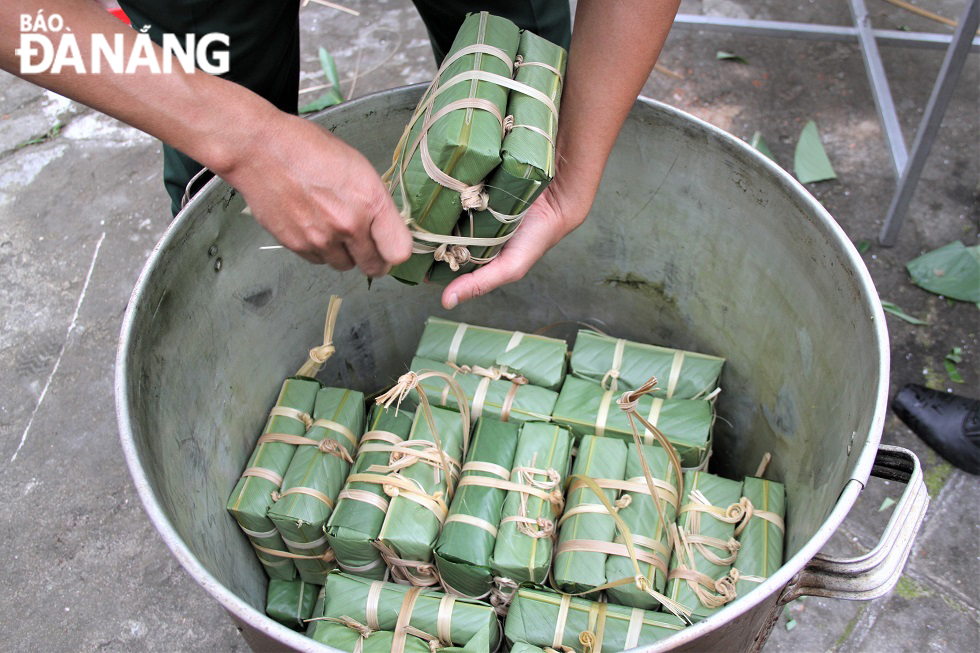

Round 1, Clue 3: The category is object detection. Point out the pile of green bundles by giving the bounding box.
[387,11,567,285]
[223,205,792,650]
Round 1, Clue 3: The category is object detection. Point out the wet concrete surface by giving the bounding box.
[0,1,976,651]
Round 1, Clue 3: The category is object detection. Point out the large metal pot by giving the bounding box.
[115,85,928,652]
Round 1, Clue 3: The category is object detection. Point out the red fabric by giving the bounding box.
[109,8,131,26]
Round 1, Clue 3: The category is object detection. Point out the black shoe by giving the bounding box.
[892,384,980,476]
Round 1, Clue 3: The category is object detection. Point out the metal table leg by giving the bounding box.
[879,0,979,246]
[849,0,909,175]
[669,2,980,245]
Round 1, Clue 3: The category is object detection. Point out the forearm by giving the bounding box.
[0,1,274,177]
[550,0,680,220]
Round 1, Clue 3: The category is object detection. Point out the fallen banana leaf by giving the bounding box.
[880,300,928,326]
[794,121,836,184]
[906,240,980,303]
[716,51,748,64]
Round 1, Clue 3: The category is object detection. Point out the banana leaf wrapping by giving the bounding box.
[414,317,567,390]
[666,472,744,621]
[375,405,467,586]
[310,623,435,653]
[569,330,725,398]
[267,387,365,584]
[227,377,322,580]
[265,578,317,630]
[551,377,713,468]
[491,423,573,591]
[605,444,681,609]
[411,356,558,424]
[311,572,500,652]
[504,588,687,651]
[387,12,521,284]
[733,476,786,595]
[307,586,326,636]
[326,404,415,579]
[553,436,629,595]
[434,417,520,598]
[429,29,567,281]
[509,644,549,653]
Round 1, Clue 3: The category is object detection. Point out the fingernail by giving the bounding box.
[445,293,458,310]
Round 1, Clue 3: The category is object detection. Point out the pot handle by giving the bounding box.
[780,444,929,603]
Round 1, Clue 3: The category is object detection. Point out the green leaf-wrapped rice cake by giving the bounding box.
[429,29,566,282]
[326,405,414,579]
[434,417,520,598]
[491,423,572,597]
[387,12,521,284]
[605,443,682,609]
[414,317,567,390]
[504,588,687,651]
[570,330,725,397]
[267,387,365,584]
[312,572,500,652]
[553,436,628,595]
[374,405,467,586]
[666,472,744,621]
[266,578,318,630]
[411,356,558,424]
[227,377,321,580]
[551,377,713,468]
[733,476,785,595]
[309,623,435,653]
[307,585,325,636]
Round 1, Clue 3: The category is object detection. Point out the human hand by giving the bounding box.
[220,111,412,276]
[440,184,588,309]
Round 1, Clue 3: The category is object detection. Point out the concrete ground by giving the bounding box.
[0,0,976,651]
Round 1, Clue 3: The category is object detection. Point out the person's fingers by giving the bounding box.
[441,256,527,309]
[344,230,389,277]
[321,242,356,271]
[369,196,413,265]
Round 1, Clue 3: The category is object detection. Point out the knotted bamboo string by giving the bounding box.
[549,475,691,621]
[445,361,529,385]
[313,616,374,653]
[296,295,342,378]
[667,523,739,610]
[617,378,685,548]
[376,370,471,496]
[497,461,565,538]
[666,486,781,610]
[436,362,533,423]
[366,370,471,586]
[257,432,355,464]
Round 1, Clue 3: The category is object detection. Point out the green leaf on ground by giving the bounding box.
[880,300,928,325]
[944,347,964,383]
[879,497,896,512]
[794,120,837,183]
[785,619,797,631]
[16,121,63,149]
[856,240,870,254]
[906,240,980,303]
[716,50,749,64]
[299,47,345,114]
[749,131,777,162]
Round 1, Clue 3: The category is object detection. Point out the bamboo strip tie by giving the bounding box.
[296,295,342,378]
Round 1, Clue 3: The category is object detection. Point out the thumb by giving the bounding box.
[441,256,525,309]
[370,196,413,265]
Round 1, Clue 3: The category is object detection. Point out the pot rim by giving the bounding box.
[115,83,889,653]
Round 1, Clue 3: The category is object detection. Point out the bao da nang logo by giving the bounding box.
[16,10,229,74]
